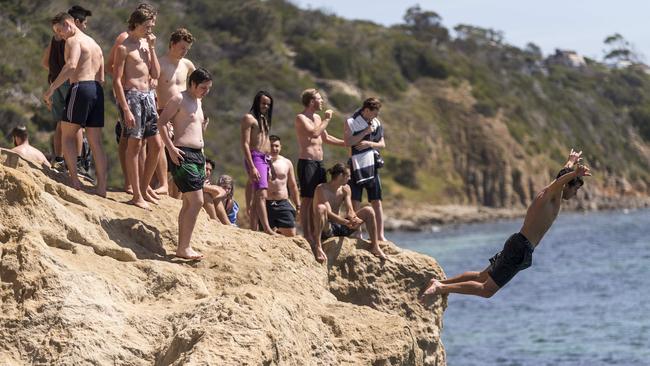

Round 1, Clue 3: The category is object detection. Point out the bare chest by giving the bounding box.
[160,62,188,87]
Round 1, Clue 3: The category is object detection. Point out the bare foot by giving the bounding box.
[419,278,442,303]
[69,177,82,190]
[142,190,159,205]
[95,188,107,198]
[370,246,387,260]
[147,186,161,200]
[314,247,327,263]
[175,248,203,260]
[124,185,133,195]
[127,198,150,210]
[154,186,169,195]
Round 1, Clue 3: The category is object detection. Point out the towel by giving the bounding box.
[347,111,382,184]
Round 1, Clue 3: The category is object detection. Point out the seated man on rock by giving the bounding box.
[10,126,51,168]
[312,162,387,263]
[201,158,230,225]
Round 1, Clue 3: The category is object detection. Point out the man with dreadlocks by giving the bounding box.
[240,90,277,235]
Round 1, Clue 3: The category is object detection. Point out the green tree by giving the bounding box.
[401,5,449,44]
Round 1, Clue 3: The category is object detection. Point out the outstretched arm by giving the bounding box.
[322,130,346,147]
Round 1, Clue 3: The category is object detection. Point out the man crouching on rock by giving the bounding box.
[312,162,387,263]
[158,68,212,260]
[420,149,591,300]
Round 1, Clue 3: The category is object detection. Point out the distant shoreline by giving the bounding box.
[383,197,650,232]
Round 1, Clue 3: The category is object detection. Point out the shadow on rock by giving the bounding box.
[100,218,168,260]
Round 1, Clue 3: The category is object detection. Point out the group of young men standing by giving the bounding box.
[42,5,212,260]
[239,87,389,262]
[40,4,389,262]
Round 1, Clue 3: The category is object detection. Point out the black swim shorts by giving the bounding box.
[266,199,296,229]
[62,81,104,128]
[321,222,356,240]
[487,232,534,288]
[349,173,382,202]
[297,159,326,198]
[169,146,206,193]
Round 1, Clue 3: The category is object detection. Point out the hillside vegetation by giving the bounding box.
[1,0,648,209]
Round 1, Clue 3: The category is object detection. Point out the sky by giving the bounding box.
[293,0,650,61]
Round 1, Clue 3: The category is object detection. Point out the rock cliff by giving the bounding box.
[0,149,447,365]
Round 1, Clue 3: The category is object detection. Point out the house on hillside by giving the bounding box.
[546,49,587,68]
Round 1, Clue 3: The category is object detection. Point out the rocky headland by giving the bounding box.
[0,149,447,365]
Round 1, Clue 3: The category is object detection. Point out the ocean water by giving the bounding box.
[391,209,650,366]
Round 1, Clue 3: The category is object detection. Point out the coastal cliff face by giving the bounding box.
[0,151,447,365]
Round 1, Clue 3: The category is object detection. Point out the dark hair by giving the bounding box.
[189,67,212,88]
[301,88,319,107]
[362,97,382,111]
[556,167,584,187]
[51,12,73,25]
[11,126,28,141]
[136,3,157,13]
[327,162,349,180]
[67,5,92,22]
[127,9,155,31]
[169,28,194,48]
[250,91,273,135]
[205,159,215,171]
[269,135,281,143]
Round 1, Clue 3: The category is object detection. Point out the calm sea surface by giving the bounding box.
[391,209,650,366]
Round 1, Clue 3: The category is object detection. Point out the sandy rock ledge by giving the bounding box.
[0,151,447,365]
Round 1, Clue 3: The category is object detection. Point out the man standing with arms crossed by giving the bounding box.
[267,135,300,237]
[156,28,196,197]
[158,68,213,260]
[294,89,345,246]
[43,12,107,197]
[113,8,162,209]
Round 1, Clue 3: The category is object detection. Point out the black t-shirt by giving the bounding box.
[48,37,66,83]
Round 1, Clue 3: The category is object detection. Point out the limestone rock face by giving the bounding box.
[0,152,447,365]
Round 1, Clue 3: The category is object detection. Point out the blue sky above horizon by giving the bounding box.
[294,0,650,62]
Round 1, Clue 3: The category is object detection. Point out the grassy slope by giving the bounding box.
[0,0,648,207]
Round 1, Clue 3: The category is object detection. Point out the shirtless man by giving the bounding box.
[10,126,51,168]
[294,89,346,245]
[43,12,107,197]
[267,135,300,237]
[113,8,162,209]
[241,91,276,235]
[41,6,90,170]
[107,3,156,194]
[420,149,591,300]
[312,163,387,263]
[157,28,196,196]
[158,68,213,260]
